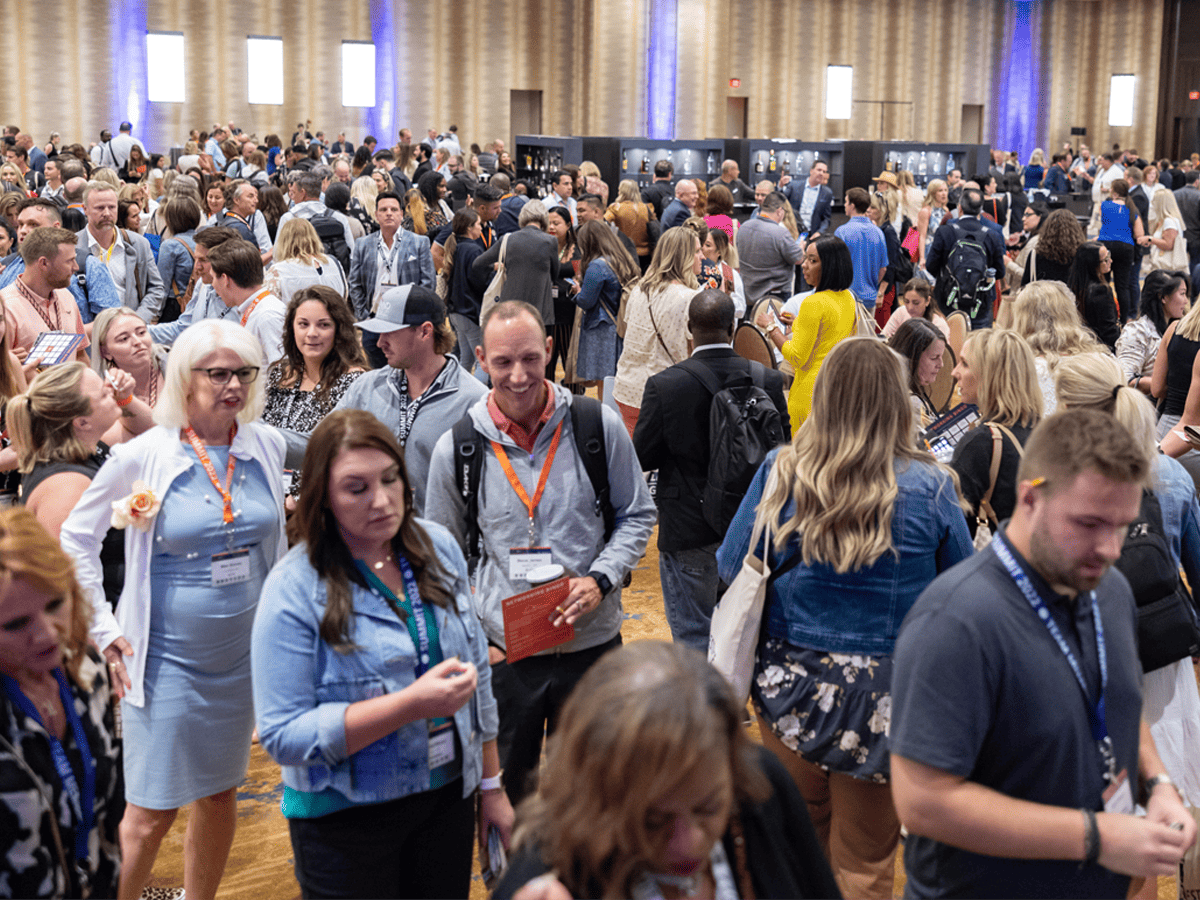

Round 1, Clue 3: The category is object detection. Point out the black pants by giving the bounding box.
[491,633,622,805]
[1102,240,1136,323]
[287,780,474,899]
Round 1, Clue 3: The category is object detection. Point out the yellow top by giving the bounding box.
[780,289,858,432]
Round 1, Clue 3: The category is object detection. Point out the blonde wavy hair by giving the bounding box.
[923,178,948,209]
[963,329,1043,427]
[640,227,698,297]
[1054,352,1158,464]
[274,217,329,266]
[1005,280,1104,365]
[758,338,944,571]
[1177,293,1200,341]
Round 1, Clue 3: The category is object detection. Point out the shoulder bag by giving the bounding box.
[480,233,510,315]
[974,423,1023,551]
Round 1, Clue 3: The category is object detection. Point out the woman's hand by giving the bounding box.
[408,657,477,719]
[513,874,574,900]
[103,636,134,698]
[754,310,775,331]
[479,788,516,850]
[106,368,136,405]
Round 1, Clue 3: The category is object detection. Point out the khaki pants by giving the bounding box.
[760,723,900,899]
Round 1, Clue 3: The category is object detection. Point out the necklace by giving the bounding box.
[373,552,394,571]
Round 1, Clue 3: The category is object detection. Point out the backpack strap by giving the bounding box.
[977,425,1004,531]
[569,396,614,541]
[452,413,485,572]
[74,244,91,303]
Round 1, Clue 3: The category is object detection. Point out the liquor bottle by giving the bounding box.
[918,151,928,184]
[782,156,790,176]
[622,152,628,172]
[755,154,763,174]
[640,155,648,174]
[768,149,776,172]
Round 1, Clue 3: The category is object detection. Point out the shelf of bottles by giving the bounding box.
[513,136,584,198]
[581,138,725,196]
[724,140,846,202]
[875,143,990,188]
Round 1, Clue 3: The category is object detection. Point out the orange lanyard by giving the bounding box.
[240,288,271,327]
[184,425,238,524]
[490,421,562,545]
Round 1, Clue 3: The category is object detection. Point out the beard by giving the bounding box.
[1027,518,1110,597]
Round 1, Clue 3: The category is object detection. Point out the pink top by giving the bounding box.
[705,214,737,241]
[881,305,950,341]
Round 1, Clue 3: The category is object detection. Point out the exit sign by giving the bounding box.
[1191,91,1199,100]
[729,78,741,88]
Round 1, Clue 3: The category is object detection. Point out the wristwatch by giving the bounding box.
[587,571,613,595]
[1141,772,1178,804]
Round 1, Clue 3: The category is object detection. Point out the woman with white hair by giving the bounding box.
[60,319,287,900]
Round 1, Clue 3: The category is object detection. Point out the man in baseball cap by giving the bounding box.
[336,284,487,513]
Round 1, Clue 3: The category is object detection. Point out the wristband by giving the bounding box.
[115,393,134,408]
[480,772,503,792]
[1081,807,1100,867]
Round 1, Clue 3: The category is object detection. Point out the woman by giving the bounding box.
[979,173,1007,232]
[91,308,167,426]
[176,140,201,174]
[717,338,973,898]
[0,220,15,258]
[579,160,609,206]
[949,329,1043,538]
[1148,187,1188,272]
[604,179,656,271]
[1005,279,1105,416]
[1144,163,1167,197]
[496,151,516,178]
[1023,207,1085,286]
[155,198,201,319]
[324,182,363,242]
[117,198,142,234]
[868,191,905,327]
[544,207,579,383]
[895,170,924,228]
[683,217,723,291]
[0,165,26,196]
[494,641,839,900]
[371,168,392,197]
[1098,178,1150,321]
[1023,148,1046,190]
[702,227,746,318]
[259,185,289,245]
[471,200,561,332]
[120,144,149,185]
[1118,269,1190,393]
[888,317,946,430]
[756,235,857,433]
[882,278,949,340]
[442,209,489,371]
[203,181,226,227]
[0,508,123,898]
[916,178,949,265]
[1005,201,1047,287]
[704,184,738,241]
[402,188,430,238]
[1056,352,1200,900]
[59,320,287,900]
[414,172,450,235]
[612,227,702,436]
[351,145,373,179]
[574,220,639,397]
[263,286,367,476]
[252,409,513,899]
[1067,241,1121,351]
[348,175,379,235]
[265,217,349,304]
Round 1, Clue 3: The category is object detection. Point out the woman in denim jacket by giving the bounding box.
[252,410,513,899]
[717,338,972,899]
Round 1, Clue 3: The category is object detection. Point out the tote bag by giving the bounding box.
[480,233,510,315]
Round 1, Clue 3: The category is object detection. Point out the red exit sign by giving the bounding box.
[729,78,741,88]
[1191,91,1199,100]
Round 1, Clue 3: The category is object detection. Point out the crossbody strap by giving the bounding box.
[645,290,677,364]
[977,425,1003,529]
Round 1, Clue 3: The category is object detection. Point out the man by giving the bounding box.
[425,300,655,804]
[16,133,45,175]
[107,122,145,170]
[347,191,435,368]
[491,174,528,238]
[661,179,698,230]
[1042,152,1072,195]
[224,181,272,262]
[891,409,1196,899]
[274,171,355,256]
[632,290,787,650]
[446,155,476,210]
[834,187,889,313]
[372,148,411,195]
[39,158,64,202]
[412,143,433,184]
[60,175,87,231]
[6,144,42,193]
[331,158,353,185]
[78,181,164,323]
[207,238,285,364]
[477,140,499,175]
[641,159,675,220]
[0,226,88,362]
[707,159,754,205]
[751,180,774,212]
[576,193,639,259]
[0,197,121,324]
[548,170,577,225]
[148,226,242,346]
[205,126,229,170]
[782,159,833,242]
[336,285,485,513]
[1092,153,1125,218]
[362,135,378,155]
[432,183,500,271]
[946,168,964,208]
[1174,170,1200,271]
[330,132,353,155]
[925,187,1006,330]
[224,139,256,179]
[397,128,412,146]
[90,130,117,169]
[736,192,804,304]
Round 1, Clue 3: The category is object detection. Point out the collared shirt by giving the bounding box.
[0,279,88,357]
[87,228,127,294]
[691,342,731,356]
[552,195,577,226]
[236,287,287,365]
[486,380,555,453]
[799,182,820,230]
[375,231,401,301]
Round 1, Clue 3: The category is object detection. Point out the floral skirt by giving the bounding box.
[752,638,893,783]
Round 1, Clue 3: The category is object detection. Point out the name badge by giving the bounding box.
[212,548,251,586]
[1103,768,1134,816]
[509,547,553,581]
[282,469,295,493]
[428,721,456,770]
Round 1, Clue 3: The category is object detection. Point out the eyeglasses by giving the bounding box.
[192,366,260,385]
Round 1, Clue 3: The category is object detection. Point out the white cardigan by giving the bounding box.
[60,422,287,707]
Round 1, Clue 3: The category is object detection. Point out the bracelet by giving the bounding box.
[115,393,134,408]
[480,772,503,792]
[1141,772,1178,805]
[1081,807,1100,868]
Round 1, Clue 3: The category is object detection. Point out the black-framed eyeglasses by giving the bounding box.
[192,366,260,385]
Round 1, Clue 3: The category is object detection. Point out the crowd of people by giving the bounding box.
[1,117,1200,900]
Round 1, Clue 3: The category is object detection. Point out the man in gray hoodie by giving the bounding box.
[425,300,656,805]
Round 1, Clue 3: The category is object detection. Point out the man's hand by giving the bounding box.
[551,577,602,627]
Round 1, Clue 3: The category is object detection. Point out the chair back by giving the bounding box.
[733,322,776,369]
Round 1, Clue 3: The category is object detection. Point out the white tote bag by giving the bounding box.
[708,465,781,704]
[480,233,510,316]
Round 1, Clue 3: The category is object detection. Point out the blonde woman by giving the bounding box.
[1148,188,1187,271]
[717,338,972,899]
[1024,147,1046,190]
[579,160,609,206]
[612,227,702,436]
[1154,295,1200,487]
[348,174,379,234]
[1005,280,1106,415]
[604,178,655,268]
[916,178,949,264]
[895,170,923,227]
[264,217,349,304]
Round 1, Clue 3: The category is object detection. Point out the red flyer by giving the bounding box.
[501,578,573,663]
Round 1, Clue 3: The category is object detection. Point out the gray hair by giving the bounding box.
[518,199,549,229]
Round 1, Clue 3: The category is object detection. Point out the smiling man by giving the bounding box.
[425,300,655,808]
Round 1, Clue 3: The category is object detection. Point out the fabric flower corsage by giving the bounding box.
[111,481,161,531]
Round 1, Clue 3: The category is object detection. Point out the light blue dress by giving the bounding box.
[122,446,278,809]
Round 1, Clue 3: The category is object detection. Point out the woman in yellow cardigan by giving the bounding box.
[756,236,857,431]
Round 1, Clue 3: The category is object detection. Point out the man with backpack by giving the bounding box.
[425,300,656,805]
[632,289,788,651]
[925,186,1006,330]
[274,170,354,273]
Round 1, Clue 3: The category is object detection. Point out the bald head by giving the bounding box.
[64,177,87,203]
[687,288,735,345]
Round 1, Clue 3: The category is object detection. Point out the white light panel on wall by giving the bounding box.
[1108,74,1135,127]
[247,37,284,106]
[341,42,375,108]
[826,66,852,120]
[146,33,185,103]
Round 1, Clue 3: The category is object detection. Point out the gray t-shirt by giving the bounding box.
[891,528,1141,899]
[735,215,801,303]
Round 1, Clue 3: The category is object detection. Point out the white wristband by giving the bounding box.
[480,772,503,792]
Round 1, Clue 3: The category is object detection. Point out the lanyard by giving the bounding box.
[378,234,400,282]
[100,235,117,264]
[991,534,1116,778]
[3,670,95,865]
[491,421,562,546]
[481,224,493,249]
[240,288,272,327]
[15,276,61,331]
[356,555,432,676]
[184,425,238,524]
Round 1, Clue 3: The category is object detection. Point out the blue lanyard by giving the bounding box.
[991,534,1117,779]
[3,670,96,864]
[357,554,432,677]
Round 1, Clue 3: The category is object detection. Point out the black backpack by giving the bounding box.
[451,396,613,575]
[308,211,352,275]
[939,223,993,320]
[678,359,786,535]
[1112,489,1200,672]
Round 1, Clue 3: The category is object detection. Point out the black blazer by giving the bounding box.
[633,347,789,552]
[783,181,834,236]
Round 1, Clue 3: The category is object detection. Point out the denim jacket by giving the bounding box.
[251,519,498,804]
[717,449,973,655]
